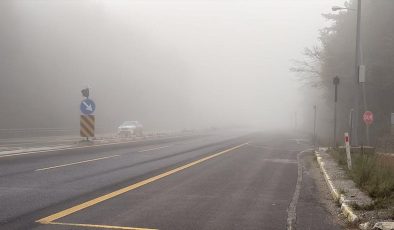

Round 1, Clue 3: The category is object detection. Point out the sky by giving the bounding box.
[0,0,345,132]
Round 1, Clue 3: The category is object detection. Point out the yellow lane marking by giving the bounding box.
[35,155,120,171]
[138,145,171,153]
[36,142,248,224]
[48,222,157,230]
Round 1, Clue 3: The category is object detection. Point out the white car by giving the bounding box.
[117,121,143,137]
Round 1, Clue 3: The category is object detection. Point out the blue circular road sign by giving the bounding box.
[80,99,96,115]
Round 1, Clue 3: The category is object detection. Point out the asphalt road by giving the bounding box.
[0,130,343,230]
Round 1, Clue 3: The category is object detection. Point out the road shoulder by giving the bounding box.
[315,149,394,230]
[296,151,350,229]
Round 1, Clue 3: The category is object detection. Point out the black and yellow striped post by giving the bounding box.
[80,115,95,138]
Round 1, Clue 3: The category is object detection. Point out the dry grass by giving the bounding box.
[329,149,394,210]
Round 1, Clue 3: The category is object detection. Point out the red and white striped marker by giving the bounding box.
[344,132,352,170]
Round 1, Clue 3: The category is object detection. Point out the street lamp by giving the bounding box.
[332,0,365,146]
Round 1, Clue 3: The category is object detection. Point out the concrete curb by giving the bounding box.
[315,151,359,223]
[373,222,394,230]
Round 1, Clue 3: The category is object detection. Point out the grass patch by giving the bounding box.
[329,149,394,209]
[351,202,375,211]
[338,188,347,195]
[328,148,347,167]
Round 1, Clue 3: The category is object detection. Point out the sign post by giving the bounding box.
[344,132,352,170]
[363,111,373,146]
[391,113,394,136]
[80,98,96,116]
[80,88,96,140]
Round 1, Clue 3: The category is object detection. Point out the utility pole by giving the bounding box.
[333,76,340,148]
[313,105,317,150]
[294,112,298,130]
[331,0,366,146]
[349,109,354,145]
[353,0,363,146]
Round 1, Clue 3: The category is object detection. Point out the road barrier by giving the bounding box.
[0,128,78,139]
[0,127,202,140]
[80,115,95,138]
[0,127,110,139]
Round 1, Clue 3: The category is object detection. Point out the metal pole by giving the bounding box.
[313,105,317,150]
[334,99,337,148]
[357,0,369,146]
[294,112,298,130]
[333,76,339,148]
[349,109,354,145]
[363,84,370,146]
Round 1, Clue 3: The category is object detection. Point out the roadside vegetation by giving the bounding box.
[329,149,394,215]
[292,0,394,144]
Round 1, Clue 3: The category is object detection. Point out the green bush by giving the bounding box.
[351,154,377,187]
[329,150,394,208]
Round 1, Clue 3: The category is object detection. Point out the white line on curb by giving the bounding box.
[315,151,359,223]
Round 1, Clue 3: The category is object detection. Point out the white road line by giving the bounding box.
[0,142,137,158]
[247,143,301,152]
[35,155,120,171]
[286,149,314,230]
[138,145,171,153]
[0,135,188,159]
[263,159,298,164]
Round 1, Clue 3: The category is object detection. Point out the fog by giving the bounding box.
[0,0,343,132]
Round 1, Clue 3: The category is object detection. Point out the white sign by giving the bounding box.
[391,113,394,125]
[359,65,366,83]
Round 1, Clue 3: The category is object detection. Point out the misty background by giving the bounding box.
[0,0,343,133]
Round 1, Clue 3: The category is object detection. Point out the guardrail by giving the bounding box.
[0,127,202,140]
[0,128,80,139]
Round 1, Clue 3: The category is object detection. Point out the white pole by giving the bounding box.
[345,132,352,170]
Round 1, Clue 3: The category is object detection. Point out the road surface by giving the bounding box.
[0,131,343,230]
